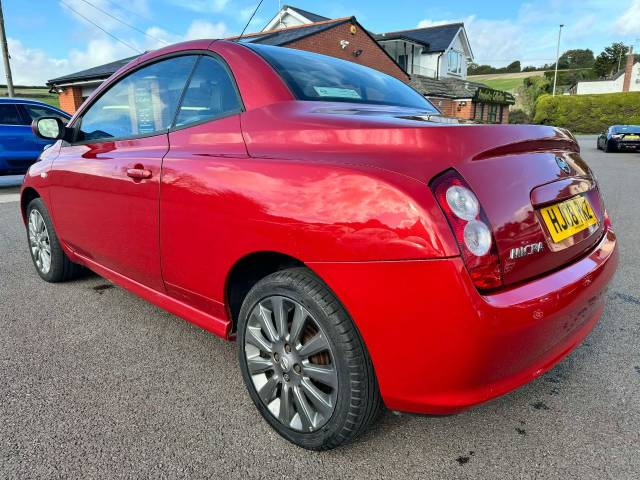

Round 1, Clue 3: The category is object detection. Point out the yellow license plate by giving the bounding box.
[624,135,640,140]
[540,195,598,243]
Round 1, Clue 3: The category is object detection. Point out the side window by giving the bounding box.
[0,104,27,125]
[23,104,69,123]
[174,56,242,128]
[77,55,198,142]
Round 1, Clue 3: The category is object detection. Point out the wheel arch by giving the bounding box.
[20,187,40,223]
[225,251,306,333]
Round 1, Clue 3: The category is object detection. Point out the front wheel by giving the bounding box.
[26,198,83,282]
[237,268,382,450]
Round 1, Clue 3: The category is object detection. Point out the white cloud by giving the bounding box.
[185,20,230,40]
[417,0,635,68]
[0,19,230,85]
[615,0,640,34]
[0,37,131,86]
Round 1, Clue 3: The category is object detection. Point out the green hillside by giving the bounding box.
[0,86,60,108]
[478,77,524,92]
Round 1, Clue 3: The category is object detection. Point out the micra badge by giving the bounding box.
[510,242,544,260]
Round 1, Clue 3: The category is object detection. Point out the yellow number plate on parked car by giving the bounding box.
[540,195,598,243]
[625,135,640,140]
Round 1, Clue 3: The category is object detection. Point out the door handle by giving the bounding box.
[126,167,152,180]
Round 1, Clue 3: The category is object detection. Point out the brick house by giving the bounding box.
[231,17,408,82]
[47,5,513,122]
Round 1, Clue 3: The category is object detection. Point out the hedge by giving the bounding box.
[533,92,640,133]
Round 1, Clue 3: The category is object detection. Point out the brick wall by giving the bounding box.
[501,107,510,124]
[427,97,454,115]
[58,86,84,114]
[426,98,510,123]
[287,21,409,82]
[454,100,473,119]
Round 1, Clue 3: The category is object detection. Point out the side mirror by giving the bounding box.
[31,117,69,141]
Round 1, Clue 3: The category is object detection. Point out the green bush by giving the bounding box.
[508,109,531,124]
[534,92,640,133]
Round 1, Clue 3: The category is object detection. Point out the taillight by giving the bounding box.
[431,169,502,290]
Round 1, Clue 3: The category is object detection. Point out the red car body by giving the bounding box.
[21,40,618,415]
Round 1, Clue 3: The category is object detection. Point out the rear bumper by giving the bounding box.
[612,140,640,150]
[308,227,618,414]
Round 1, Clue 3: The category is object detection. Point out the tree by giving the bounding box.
[516,76,551,116]
[505,60,521,73]
[468,63,498,75]
[543,68,597,89]
[593,42,629,78]
[556,49,595,70]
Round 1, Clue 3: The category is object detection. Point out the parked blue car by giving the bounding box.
[0,98,71,175]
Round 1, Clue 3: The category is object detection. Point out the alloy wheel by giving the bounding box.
[28,209,52,275]
[244,296,338,432]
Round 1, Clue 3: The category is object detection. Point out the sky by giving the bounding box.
[1,0,639,85]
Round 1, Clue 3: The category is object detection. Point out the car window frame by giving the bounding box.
[19,103,71,124]
[68,50,244,146]
[169,53,245,133]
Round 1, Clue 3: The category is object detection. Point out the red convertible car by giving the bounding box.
[23,40,618,450]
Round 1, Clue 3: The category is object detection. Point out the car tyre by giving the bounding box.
[604,141,616,153]
[237,267,382,450]
[26,198,83,282]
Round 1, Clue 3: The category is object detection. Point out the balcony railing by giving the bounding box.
[389,57,437,78]
[407,65,437,78]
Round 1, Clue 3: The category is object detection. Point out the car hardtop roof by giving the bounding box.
[0,97,69,114]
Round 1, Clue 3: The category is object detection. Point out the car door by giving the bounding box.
[0,103,34,173]
[160,54,246,315]
[48,55,199,291]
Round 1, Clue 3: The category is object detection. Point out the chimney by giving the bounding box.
[623,46,634,92]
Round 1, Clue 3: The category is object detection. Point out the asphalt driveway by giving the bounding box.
[0,136,638,479]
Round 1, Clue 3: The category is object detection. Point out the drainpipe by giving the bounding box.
[435,52,444,79]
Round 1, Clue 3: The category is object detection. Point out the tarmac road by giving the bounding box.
[0,136,638,479]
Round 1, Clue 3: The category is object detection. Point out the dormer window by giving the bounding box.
[447,50,463,75]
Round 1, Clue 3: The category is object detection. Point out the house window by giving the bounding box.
[447,50,463,75]
[488,104,498,123]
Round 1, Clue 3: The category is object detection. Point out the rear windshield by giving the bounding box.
[612,125,640,133]
[246,44,437,111]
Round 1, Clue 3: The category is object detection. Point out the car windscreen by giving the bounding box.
[246,44,438,111]
[612,125,640,134]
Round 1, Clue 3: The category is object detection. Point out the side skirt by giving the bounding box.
[73,252,232,340]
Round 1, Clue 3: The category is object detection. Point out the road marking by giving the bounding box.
[0,194,20,204]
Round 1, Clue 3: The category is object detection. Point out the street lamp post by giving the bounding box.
[552,24,564,96]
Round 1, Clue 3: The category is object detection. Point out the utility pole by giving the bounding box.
[552,24,564,96]
[0,0,14,97]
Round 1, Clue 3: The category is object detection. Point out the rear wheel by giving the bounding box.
[26,198,83,282]
[237,267,382,450]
